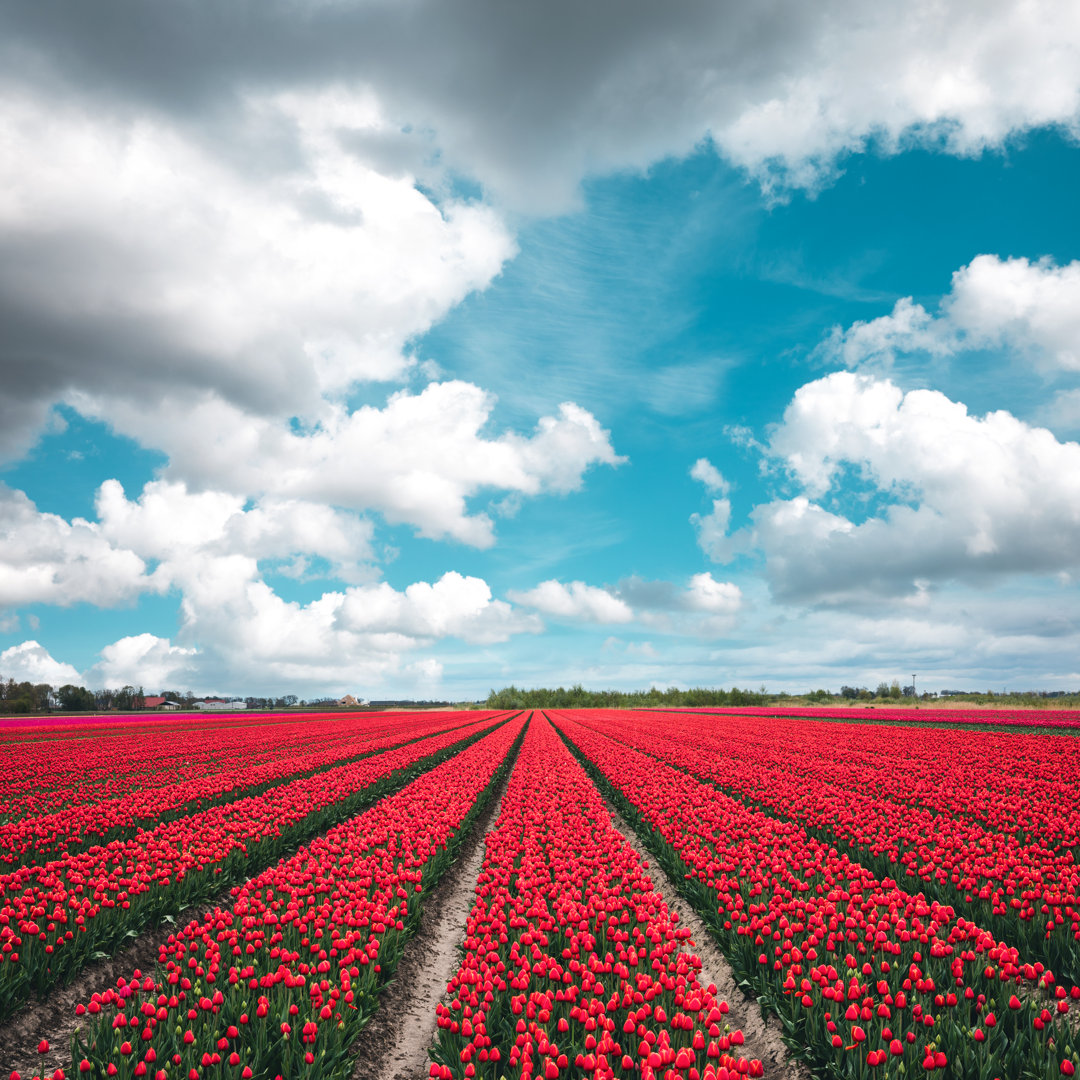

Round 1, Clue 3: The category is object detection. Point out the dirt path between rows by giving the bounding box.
[348,764,514,1080]
[0,888,242,1079]
[604,801,809,1080]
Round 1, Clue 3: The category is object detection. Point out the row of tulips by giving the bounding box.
[0,712,512,1022]
[551,712,1079,1080]
[0,711,483,826]
[670,706,1080,730]
[59,712,529,1080]
[0,713,352,821]
[0,712,500,867]
[429,713,762,1080]
[636,710,1080,856]
[589,709,1080,987]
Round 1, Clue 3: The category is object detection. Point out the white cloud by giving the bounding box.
[1040,388,1080,433]
[0,640,81,685]
[508,580,634,624]
[691,498,734,562]
[0,477,551,692]
[685,572,743,614]
[91,633,199,690]
[946,256,1080,370]
[71,568,539,696]
[337,572,540,644]
[0,486,153,608]
[690,458,730,494]
[79,383,622,548]
[822,255,1080,373]
[95,479,376,581]
[419,574,1080,697]
[690,459,737,562]
[404,657,444,687]
[509,573,743,632]
[733,371,1080,603]
[817,296,955,370]
[0,84,624,550]
[709,4,1080,197]
[188,570,536,692]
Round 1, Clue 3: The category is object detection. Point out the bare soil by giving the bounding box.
[347,767,513,1080]
[604,801,809,1080]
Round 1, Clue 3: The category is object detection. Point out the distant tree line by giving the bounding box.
[0,678,309,714]
[483,683,1080,710]
[6,673,1078,715]
[836,680,912,701]
[483,684,773,710]
[0,679,146,714]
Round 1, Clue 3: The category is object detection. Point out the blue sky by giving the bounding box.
[2,3,1080,697]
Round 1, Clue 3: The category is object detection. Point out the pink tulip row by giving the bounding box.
[581,708,1080,987]
[551,711,1078,1080]
[665,705,1080,729]
[54,713,528,1080]
[0,713,329,819]
[0,712,500,866]
[0,712,510,1021]
[0,711,480,823]
[430,713,761,1080]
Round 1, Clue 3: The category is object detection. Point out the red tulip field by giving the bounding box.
[1,707,1078,1080]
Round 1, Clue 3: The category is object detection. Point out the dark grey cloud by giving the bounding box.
[11,0,1073,210]
[2,0,1079,464]
[0,1,812,208]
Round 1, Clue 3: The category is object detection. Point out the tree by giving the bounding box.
[57,684,95,711]
[113,685,140,710]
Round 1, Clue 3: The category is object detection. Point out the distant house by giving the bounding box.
[337,695,369,708]
[143,696,183,710]
[193,700,247,711]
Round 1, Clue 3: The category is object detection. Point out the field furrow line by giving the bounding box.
[346,722,525,1080]
[0,715,514,1024]
[599,792,809,1080]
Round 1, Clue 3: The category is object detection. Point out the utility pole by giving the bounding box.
[912,674,917,697]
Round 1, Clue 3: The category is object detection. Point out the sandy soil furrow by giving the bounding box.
[604,801,810,1080]
[348,763,515,1080]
